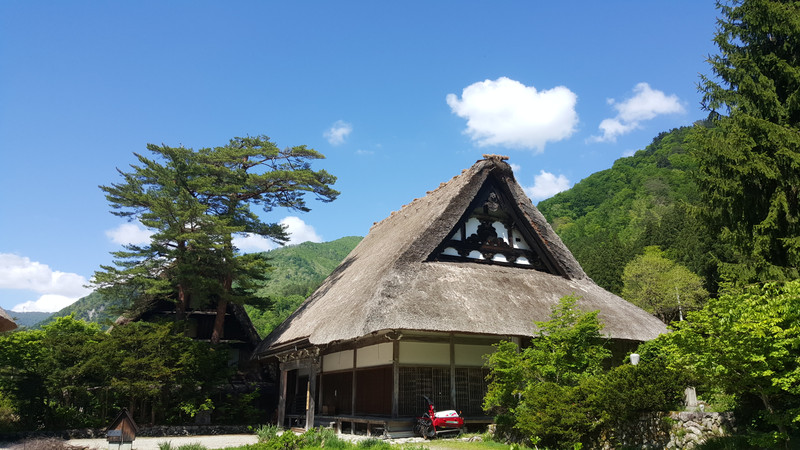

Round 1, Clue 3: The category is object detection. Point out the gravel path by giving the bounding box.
[1,432,435,449]
[65,434,260,449]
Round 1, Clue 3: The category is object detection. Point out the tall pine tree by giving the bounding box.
[690,0,800,284]
[94,135,338,343]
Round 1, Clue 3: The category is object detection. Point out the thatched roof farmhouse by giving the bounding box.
[253,155,667,436]
[0,307,17,332]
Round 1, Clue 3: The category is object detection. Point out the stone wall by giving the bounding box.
[598,411,735,449]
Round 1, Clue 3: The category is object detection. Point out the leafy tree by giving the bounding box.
[483,297,686,447]
[93,136,338,342]
[689,0,800,285]
[622,246,708,323]
[100,321,230,424]
[669,280,800,447]
[0,316,234,430]
[483,296,611,447]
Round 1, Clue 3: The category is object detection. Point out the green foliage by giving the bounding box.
[356,438,391,449]
[621,246,708,323]
[484,296,685,448]
[93,135,338,342]
[689,0,800,285]
[538,127,716,295]
[667,280,800,446]
[0,315,236,430]
[483,296,611,447]
[245,236,360,337]
[254,424,280,443]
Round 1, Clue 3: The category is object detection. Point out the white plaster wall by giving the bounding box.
[322,350,354,372]
[464,217,480,239]
[357,342,393,368]
[454,344,494,366]
[399,342,450,366]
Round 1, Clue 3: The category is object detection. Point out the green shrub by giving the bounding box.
[253,424,279,443]
[356,437,390,449]
[300,427,347,448]
[177,444,208,450]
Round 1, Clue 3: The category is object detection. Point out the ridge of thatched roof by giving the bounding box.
[255,157,667,356]
[0,307,17,332]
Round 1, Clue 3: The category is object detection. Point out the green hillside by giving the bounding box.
[36,236,361,335]
[538,126,715,295]
[40,290,130,328]
[247,236,362,336]
[5,311,52,329]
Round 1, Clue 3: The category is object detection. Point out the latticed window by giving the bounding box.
[455,367,489,416]
[398,367,489,416]
[398,367,450,416]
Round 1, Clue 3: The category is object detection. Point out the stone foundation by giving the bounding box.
[598,411,735,449]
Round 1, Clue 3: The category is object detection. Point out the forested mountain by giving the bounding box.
[33,237,361,334]
[247,236,361,336]
[5,311,51,329]
[538,126,715,296]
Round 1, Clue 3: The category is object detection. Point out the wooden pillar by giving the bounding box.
[449,334,456,409]
[351,348,357,415]
[392,339,399,418]
[306,364,318,430]
[277,367,288,429]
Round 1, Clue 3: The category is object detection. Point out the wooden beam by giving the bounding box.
[277,369,287,429]
[450,334,456,410]
[306,366,317,430]
[392,339,399,418]
[351,348,357,415]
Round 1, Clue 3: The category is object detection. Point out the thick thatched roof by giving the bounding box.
[255,156,667,356]
[0,307,17,332]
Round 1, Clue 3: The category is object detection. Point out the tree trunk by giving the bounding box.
[177,283,188,321]
[210,297,227,344]
[210,275,233,344]
[759,389,790,448]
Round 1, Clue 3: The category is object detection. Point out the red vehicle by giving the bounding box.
[413,395,465,439]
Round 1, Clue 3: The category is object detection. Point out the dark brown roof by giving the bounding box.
[0,307,17,332]
[116,299,260,347]
[255,156,667,356]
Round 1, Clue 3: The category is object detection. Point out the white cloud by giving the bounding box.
[324,120,353,146]
[233,233,279,253]
[233,216,322,252]
[106,222,152,245]
[12,295,78,313]
[446,77,578,152]
[280,216,322,245]
[591,83,684,143]
[0,253,92,312]
[524,170,571,200]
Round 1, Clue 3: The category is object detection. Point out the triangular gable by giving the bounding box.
[428,172,566,276]
[106,408,138,433]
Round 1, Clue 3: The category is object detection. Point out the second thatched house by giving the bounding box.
[0,307,17,332]
[253,155,667,435]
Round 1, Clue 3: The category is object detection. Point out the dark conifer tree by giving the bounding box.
[690,0,800,284]
[94,135,338,342]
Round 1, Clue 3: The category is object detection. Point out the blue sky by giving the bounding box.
[0,1,719,312]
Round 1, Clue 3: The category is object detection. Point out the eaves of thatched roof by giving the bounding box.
[255,156,667,356]
[0,307,17,332]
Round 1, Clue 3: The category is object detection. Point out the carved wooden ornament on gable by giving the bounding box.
[428,177,563,275]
